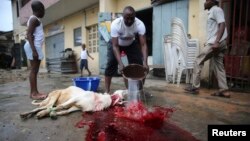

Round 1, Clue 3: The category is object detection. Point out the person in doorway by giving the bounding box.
[104,6,149,93]
[78,44,94,77]
[185,0,230,98]
[24,1,47,100]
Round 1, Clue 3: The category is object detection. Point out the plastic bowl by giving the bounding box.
[72,77,100,92]
[122,64,147,80]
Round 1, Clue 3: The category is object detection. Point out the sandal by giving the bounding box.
[211,91,230,98]
[184,85,199,94]
[219,91,231,98]
[211,91,221,96]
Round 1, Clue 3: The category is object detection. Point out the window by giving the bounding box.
[87,24,99,53]
[73,27,82,46]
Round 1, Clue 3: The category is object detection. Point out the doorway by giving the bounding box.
[45,33,65,59]
[136,8,153,57]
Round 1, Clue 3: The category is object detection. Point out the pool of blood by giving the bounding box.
[76,101,200,141]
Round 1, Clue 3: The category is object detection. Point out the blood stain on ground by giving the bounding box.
[76,101,200,141]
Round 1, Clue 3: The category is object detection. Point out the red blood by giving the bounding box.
[115,101,173,128]
[76,102,200,141]
[97,131,106,141]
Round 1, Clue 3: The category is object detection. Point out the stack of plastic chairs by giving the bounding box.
[170,17,199,86]
[163,35,178,83]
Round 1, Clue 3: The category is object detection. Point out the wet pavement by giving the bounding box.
[0,68,250,141]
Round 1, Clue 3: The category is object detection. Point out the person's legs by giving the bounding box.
[24,42,46,99]
[80,69,83,77]
[29,59,38,94]
[29,59,46,100]
[6,55,13,70]
[11,57,15,69]
[192,44,214,88]
[86,69,91,76]
[104,41,118,93]
[185,44,214,93]
[105,76,112,93]
[80,59,84,76]
[210,55,230,98]
[212,54,228,90]
[85,60,91,76]
[211,41,230,97]
[214,41,228,90]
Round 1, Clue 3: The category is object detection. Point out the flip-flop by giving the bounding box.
[211,91,230,98]
[219,91,231,98]
[184,86,199,94]
[211,91,221,96]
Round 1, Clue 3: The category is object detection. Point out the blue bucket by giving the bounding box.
[72,77,100,92]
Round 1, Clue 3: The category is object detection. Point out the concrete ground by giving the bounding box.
[0,69,250,141]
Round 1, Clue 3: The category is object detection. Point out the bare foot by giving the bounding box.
[30,93,47,100]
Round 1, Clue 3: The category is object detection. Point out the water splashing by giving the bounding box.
[127,79,141,102]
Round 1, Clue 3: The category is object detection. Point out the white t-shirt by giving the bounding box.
[206,5,227,44]
[80,50,87,59]
[111,17,146,46]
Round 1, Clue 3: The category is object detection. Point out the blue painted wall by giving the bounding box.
[98,12,112,74]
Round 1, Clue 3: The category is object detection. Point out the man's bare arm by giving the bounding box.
[139,34,148,70]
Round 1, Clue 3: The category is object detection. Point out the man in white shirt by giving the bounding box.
[185,0,230,98]
[104,6,149,93]
[78,44,94,76]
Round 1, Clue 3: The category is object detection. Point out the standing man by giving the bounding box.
[104,6,149,93]
[24,1,47,100]
[78,43,94,77]
[185,0,230,98]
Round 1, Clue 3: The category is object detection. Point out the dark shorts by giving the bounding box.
[80,59,88,70]
[105,41,143,77]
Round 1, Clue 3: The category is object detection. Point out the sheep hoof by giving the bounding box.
[49,111,57,120]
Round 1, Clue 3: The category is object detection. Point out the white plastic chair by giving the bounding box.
[163,35,179,83]
[171,17,199,86]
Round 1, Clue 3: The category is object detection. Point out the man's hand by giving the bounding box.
[143,64,149,74]
[211,41,220,50]
[32,50,38,60]
[118,63,125,74]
